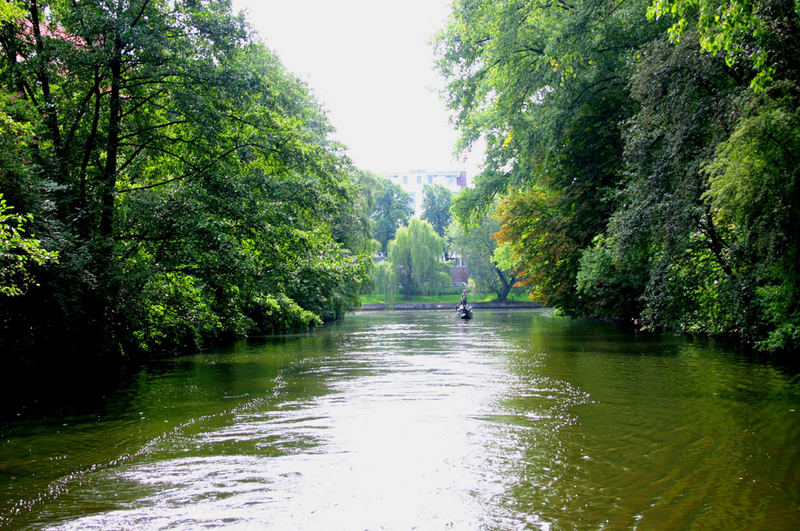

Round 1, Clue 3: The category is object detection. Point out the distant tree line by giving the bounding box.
[361,174,519,304]
[437,0,800,352]
[357,175,448,302]
[0,0,374,361]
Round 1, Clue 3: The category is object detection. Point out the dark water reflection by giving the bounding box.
[1,310,799,529]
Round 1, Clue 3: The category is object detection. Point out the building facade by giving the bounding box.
[381,169,467,217]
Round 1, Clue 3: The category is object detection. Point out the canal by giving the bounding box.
[2,309,799,529]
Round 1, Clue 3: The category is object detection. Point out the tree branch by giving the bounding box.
[115,142,262,194]
[117,141,149,175]
[699,204,733,276]
[569,75,623,109]
[117,119,189,141]
[65,75,103,153]
[130,0,152,30]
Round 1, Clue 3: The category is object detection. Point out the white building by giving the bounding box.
[381,169,468,217]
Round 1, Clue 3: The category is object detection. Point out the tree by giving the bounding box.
[371,260,399,309]
[493,185,587,310]
[372,176,413,253]
[447,205,519,301]
[575,32,746,325]
[437,0,666,313]
[704,92,800,350]
[571,17,799,350]
[342,169,383,254]
[0,1,371,358]
[388,218,448,297]
[421,184,452,237]
[437,0,799,350]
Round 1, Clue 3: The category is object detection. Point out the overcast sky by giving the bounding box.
[229,0,484,179]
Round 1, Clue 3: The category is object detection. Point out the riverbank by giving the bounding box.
[359,301,543,311]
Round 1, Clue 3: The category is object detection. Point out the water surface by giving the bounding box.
[2,310,799,529]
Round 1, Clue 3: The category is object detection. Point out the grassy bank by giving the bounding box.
[360,290,531,306]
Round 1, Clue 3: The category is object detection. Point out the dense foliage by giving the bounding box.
[447,203,519,301]
[438,0,800,352]
[370,173,413,253]
[0,0,371,360]
[421,183,452,238]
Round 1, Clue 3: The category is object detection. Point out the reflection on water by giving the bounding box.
[1,310,799,529]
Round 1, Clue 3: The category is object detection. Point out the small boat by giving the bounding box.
[456,304,473,320]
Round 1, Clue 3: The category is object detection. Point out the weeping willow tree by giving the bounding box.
[370,260,399,308]
[388,218,449,297]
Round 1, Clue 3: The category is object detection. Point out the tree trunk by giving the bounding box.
[29,0,68,181]
[100,37,122,240]
[492,262,511,301]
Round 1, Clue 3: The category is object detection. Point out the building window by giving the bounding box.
[417,175,422,184]
[428,175,433,184]
[403,175,408,184]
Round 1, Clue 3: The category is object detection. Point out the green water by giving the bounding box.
[2,310,799,529]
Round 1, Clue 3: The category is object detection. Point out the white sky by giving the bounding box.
[230,0,484,180]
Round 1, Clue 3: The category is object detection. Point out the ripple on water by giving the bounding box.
[6,310,799,530]
[31,313,546,529]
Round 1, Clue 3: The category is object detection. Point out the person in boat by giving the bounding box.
[458,289,470,311]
